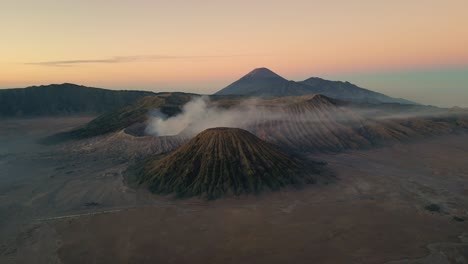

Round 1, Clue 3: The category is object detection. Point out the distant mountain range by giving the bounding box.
[0,83,153,117]
[215,68,415,104]
[0,68,416,117]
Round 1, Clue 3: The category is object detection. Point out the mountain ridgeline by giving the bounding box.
[215,68,315,97]
[0,68,416,118]
[0,83,153,117]
[215,68,414,104]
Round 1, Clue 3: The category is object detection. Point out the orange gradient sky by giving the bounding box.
[1,0,468,106]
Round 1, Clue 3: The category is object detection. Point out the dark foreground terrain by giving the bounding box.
[0,117,467,264]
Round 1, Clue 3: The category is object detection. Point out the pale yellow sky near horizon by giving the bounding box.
[1,0,468,106]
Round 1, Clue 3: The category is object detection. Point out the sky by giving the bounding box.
[1,0,467,107]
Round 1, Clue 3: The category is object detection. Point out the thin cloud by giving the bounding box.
[26,54,242,67]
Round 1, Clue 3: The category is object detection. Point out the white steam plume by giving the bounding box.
[145,96,266,136]
[145,96,452,137]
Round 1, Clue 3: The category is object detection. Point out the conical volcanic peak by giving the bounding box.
[214,68,312,96]
[243,67,286,79]
[132,127,320,199]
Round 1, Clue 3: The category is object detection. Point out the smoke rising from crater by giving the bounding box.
[144,95,453,138]
[145,96,274,136]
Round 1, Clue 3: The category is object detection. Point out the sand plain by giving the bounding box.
[0,117,467,264]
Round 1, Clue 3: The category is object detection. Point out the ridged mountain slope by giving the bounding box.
[131,127,320,199]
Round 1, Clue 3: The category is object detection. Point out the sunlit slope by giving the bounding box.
[246,95,468,152]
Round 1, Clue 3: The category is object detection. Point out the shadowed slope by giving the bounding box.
[131,128,321,199]
[42,92,197,143]
[0,83,153,116]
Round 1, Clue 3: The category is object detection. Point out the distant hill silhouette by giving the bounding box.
[0,83,153,117]
[215,68,314,97]
[215,68,415,104]
[299,77,414,104]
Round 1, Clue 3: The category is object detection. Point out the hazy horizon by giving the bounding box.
[1,0,467,107]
